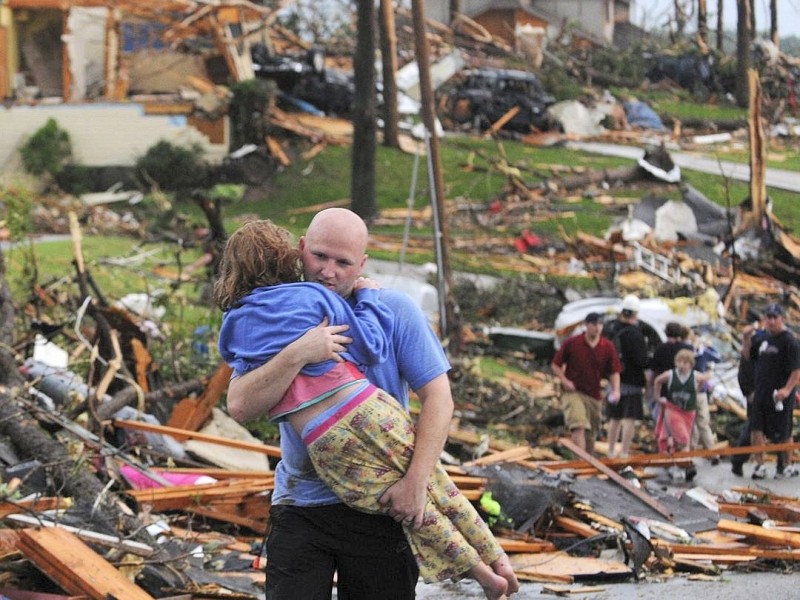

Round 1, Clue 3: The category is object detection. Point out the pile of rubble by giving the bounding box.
[0,196,798,596]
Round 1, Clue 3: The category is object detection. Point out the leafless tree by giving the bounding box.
[769,0,779,46]
[379,0,400,149]
[698,0,709,47]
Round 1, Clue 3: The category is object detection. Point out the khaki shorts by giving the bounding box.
[562,391,602,435]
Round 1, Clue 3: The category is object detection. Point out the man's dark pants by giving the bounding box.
[266,504,419,600]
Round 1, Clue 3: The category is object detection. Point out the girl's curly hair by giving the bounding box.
[213,219,302,311]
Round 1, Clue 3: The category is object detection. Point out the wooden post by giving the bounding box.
[747,68,767,224]
[62,9,71,101]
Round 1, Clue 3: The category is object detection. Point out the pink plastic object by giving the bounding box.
[120,464,217,489]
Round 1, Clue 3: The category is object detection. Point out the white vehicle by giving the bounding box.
[553,295,718,356]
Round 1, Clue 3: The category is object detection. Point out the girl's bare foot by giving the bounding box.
[469,562,509,600]
[491,552,520,595]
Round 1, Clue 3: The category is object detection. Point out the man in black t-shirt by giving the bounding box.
[605,295,649,458]
[746,303,800,479]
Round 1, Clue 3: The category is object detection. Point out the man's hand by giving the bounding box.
[295,317,352,363]
[379,476,428,530]
[226,317,352,423]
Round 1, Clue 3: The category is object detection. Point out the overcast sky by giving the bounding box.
[633,0,800,38]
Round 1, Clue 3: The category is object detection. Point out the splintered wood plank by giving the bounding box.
[541,584,607,595]
[16,527,154,599]
[113,419,282,457]
[497,538,557,553]
[669,544,800,561]
[673,553,758,563]
[126,478,272,511]
[717,519,800,548]
[0,497,71,518]
[553,515,600,539]
[167,362,233,431]
[464,445,537,466]
[718,503,800,522]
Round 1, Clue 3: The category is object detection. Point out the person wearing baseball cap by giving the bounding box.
[604,294,648,458]
[551,312,621,455]
[746,302,800,479]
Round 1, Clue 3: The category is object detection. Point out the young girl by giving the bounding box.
[215,220,518,600]
[651,349,713,454]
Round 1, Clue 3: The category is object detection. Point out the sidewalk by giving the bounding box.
[689,454,800,497]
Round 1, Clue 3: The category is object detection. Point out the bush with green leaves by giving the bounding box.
[135,140,209,191]
[20,118,72,178]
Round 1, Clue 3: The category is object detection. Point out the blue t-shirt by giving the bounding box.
[271,288,451,506]
[219,282,393,377]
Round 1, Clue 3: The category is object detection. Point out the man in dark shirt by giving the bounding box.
[746,303,800,479]
[604,295,649,458]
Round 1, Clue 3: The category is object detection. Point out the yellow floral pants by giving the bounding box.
[304,384,503,583]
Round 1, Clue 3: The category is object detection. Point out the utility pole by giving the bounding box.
[409,0,461,354]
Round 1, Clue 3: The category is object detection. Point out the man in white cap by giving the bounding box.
[604,294,648,458]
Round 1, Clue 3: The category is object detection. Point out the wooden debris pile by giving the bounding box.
[1,317,798,597]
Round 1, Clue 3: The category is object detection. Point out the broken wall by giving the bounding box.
[15,8,62,97]
[65,7,106,101]
[0,103,229,168]
[128,50,208,94]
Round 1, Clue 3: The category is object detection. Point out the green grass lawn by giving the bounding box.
[238,135,798,236]
[10,131,799,338]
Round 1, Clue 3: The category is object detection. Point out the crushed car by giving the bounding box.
[442,68,555,133]
[644,52,722,100]
[250,42,354,116]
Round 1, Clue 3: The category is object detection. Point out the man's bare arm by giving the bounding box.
[550,362,574,391]
[379,374,454,529]
[609,372,621,399]
[226,318,352,423]
[776,367,800,401]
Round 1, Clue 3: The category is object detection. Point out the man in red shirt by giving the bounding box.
[551,312,622,454]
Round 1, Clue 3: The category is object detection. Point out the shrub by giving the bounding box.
[135,140,209,191]
[20,118,72,178]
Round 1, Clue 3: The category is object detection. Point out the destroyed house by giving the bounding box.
[426,0,636,47]
[0,0,284,167]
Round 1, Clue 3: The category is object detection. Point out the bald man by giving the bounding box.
[227,208,454,599]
